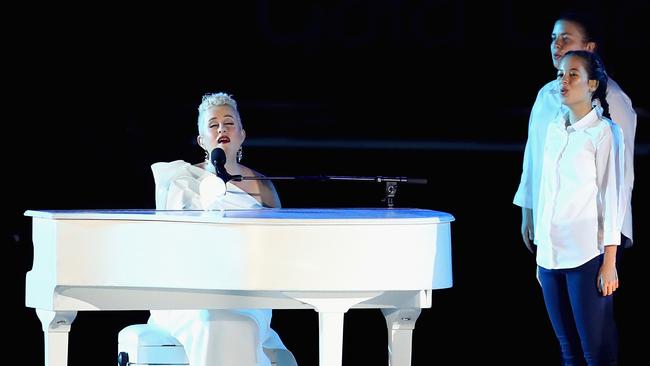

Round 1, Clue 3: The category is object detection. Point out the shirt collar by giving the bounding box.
[571,107,600,130]
[554,106,601,131]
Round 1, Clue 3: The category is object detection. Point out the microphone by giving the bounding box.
[210,147,238,183]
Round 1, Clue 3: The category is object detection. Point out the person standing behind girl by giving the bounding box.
[514,11,636,254]
[535,50,625,365]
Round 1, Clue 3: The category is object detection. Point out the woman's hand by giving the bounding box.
[597,263,619,296]
[521,208,535,254]
[598,245,619,296]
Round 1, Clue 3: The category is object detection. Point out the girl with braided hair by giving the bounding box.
[535,50,625,365]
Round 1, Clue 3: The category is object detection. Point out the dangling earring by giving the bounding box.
[237,146,243,163]
[204,149,209,162]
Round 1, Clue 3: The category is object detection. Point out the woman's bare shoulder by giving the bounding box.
[240,165,262,176]
[241,165,280,207]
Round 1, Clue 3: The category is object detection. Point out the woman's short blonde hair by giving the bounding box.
[197,92,242,132]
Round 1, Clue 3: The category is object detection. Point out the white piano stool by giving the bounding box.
[117,324,189,366]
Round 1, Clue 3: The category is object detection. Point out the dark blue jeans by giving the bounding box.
[538,255,618,366]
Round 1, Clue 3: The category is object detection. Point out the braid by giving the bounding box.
[595,86,610,119]
[591,55,610,119]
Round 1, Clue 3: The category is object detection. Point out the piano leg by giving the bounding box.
[284,292,382,366]
[381,308,421,366]
[35,310,77,366]
[318,311,345,366]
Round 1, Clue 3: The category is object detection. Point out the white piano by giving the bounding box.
[25,208,453,366]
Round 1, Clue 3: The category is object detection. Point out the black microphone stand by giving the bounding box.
[211,148,426,208]
[227,174,427,208]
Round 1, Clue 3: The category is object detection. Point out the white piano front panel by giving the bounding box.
[35,218,448,291]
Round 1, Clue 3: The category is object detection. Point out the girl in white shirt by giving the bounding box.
[536,50,624,365]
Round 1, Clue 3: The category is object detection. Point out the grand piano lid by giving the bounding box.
[24,208,454,225]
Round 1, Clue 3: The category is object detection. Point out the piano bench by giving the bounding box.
[117,324,189,365]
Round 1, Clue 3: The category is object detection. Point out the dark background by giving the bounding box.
[6,1,648,365]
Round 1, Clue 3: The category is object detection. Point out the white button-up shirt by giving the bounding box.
[513,78,635,246]
[535,108,625,269]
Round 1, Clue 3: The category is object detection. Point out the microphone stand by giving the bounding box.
[227,175,427,208]
[211,148,426,208]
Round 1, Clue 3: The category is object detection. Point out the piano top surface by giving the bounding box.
[25,208,454,225]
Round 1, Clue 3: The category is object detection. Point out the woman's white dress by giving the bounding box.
[148,160,297,366]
